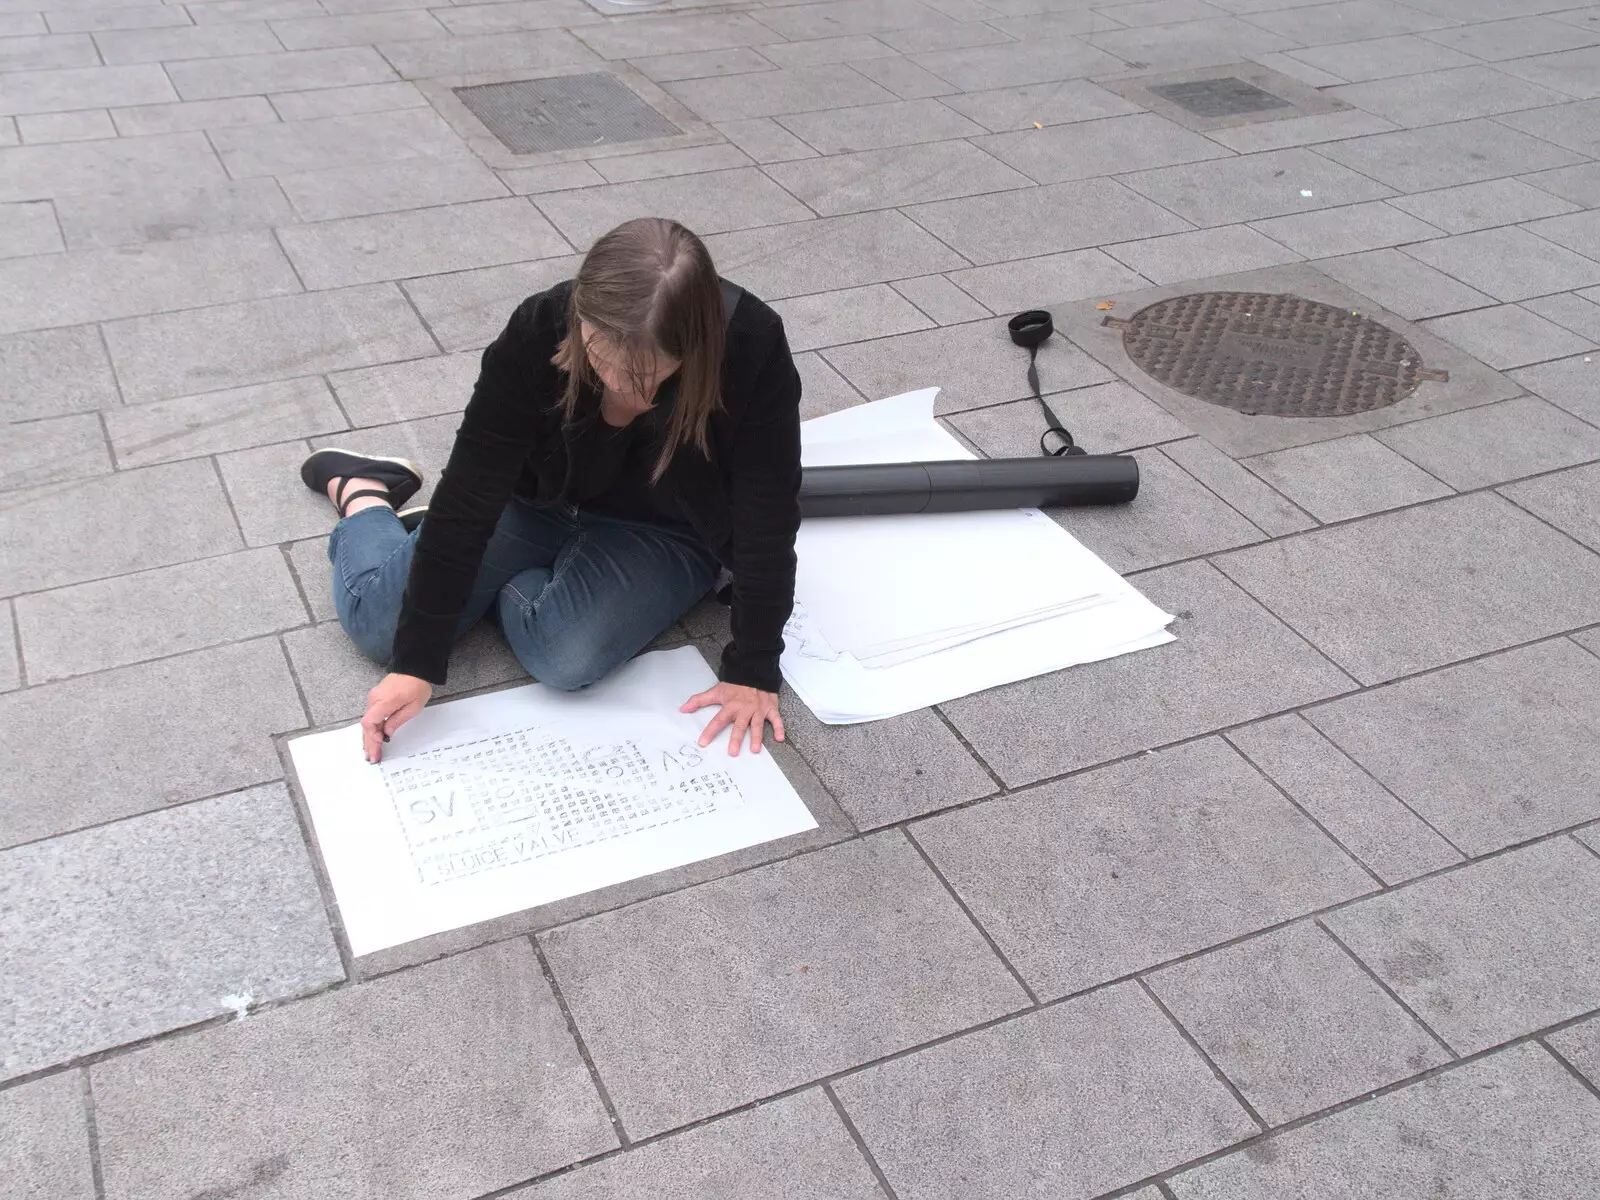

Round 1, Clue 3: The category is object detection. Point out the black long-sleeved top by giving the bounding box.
[390,280,803,694]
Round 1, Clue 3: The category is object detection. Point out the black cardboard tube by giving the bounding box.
[798,455,1140,518]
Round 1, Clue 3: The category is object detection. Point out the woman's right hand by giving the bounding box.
[361,673,432,762]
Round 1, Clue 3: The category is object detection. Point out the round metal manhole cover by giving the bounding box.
[1104,291,1447,418]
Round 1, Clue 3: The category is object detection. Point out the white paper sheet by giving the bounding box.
[783,389,1176,723]
[288,646,818,956]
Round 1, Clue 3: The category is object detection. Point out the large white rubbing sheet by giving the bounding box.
[289,647,817,956]
[784,389,1176,724]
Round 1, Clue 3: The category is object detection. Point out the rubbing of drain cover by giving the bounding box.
[454,73,682,155]
[1149,77,1293,119]
[1104,292,1449,418]
[1101,62,1348,132]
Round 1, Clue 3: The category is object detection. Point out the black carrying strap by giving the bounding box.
[1008,310,1086,458]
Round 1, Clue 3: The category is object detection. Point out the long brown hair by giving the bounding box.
[552,218,726,481]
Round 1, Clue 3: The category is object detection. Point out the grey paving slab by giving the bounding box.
[279,197,570,290]
[891,273,990,324]
[93,940,616,1200]
[52,177,293,249]
[377,29,598,79]
[1218,492,1600,684]
[1205,109,1399,153]
[402,256,580,351]
[1511,352,1600,425]
[1243,0,1455,41]
[794,349,864,418]
[591,142,750,183]
[1118,148,1395,228]
[752,0,943,40]
[0,412,110,491]
[1243,432,1453,522]
[1548,1013,1600,1091]
[946,382,1191,456]
[210,106,467,179]
[104,282,434,403]
[946,250,1146,315]
[875,14,1014,53]
[820,315,1114,413]
[1286,32,1477,82]
[1524,291,1600,343]
[1054,446,1267,571]
[222,438,333,543]
[267,79,427,120]
[634,43,774,80]
[1169,1043,1600,1199]
[48,7,189,32]
[1315,118,1582,192]
[0,231,301,336]
[575,12,778,59]
[270,10,447,50]
[0,1071,95,1200]
[1427,14,1600,60]
[1085,16,1298,69]
[94,21,279,63]
[540,832,1030,1137]
[975,113,1228,186]
[1403,226,1600,302]
[758,34,897,69]
[708,211,965,300]
[1,782,341,1081]
[1423,303,1594,369]
[188,0,327,23]
[16,107,115,144]
[498,160,607,195]
[166,46,397,100]
[1249,200,1440,258]
[911,39,1126,93]
[278,154,505,222]
[943,560,1356,784]
[433,0,602,36]
[665,63,897,121]
[1526,210,1600,265]
[1229,712,1462,882]
[0,325,119,421]
[0,457,241,597]
[916,737,1371,996]
[770,283,934,352]
[0,601,19,693]
[329,351,477,426]
[0,116,15,147]
[0,130,223,203]
[908,177,1192,266]
[833,983,1255,1200]
[785,699,994,828]
[710,116,818,163]
[1161,435,1316,535]
[1389,177,1579,235]
[1497,99,1600,161]
[0,198,60,257]
[1107,225,1303,285]
[1502,462,1600,553]
[504,1089,883,1200]
[1328,64,1569,126]
[109,95,279,136]
[1317,246,1494,318]
[1497,43,1600,98]
[1306,639,1600,856]
[16,546,308,682]
[1375,395,1600,489]
[0,638,303,847]
[773,97,981,153]
[849,53,959,99]
[0,62,175,117]
[1326,838,1600,1052]
[1150,922,1450,1123]
[764,140,1033,217]
[535,168,808,250]
[938,78,1142,133]
[286,535,335,622]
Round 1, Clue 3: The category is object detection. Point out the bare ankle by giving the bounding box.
[328,476,392,515]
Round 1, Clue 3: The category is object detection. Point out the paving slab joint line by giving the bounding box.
[81,1068,108,1200]
[1156,1182,1181,1200]
[902,824,1040,1006]
[1314,917,1459,1059]
[1496,487,1600,564]
[1571,830,1600,864]
[931,703,1005,792]
[1136,976,1270,1133]
[271,733,359,979]
[272,630,315,730]
[1222,731,1387,889]
[1538,1035,1600,1104]
[529,935,632,1148]
[397,278,450,357]
[208,453,253,552]
[8,598,29,691]
[1199,563,1366,690]
[278,543,319,627]
[823,1081,903,1200]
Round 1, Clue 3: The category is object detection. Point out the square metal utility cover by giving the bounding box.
[1102,63,1349,133]
[454,73,682,155]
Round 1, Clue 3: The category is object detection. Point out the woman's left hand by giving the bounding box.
[681,683,784,756]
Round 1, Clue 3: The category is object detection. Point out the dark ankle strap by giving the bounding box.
[337,486,391,518]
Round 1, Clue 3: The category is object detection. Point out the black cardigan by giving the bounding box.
[390,280,803,694]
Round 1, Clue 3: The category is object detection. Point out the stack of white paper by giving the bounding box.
[782,389,1175,724]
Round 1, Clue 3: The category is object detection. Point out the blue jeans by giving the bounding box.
[327,499,719,691]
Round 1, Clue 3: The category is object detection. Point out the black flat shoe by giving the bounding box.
[300,447,424,517]
[397,505,427,533]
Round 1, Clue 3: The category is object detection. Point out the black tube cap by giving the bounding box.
[1008,309,1054,349]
